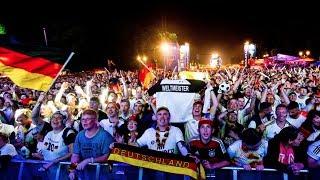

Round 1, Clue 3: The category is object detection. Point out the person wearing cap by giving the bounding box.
[189,119,230,170]
[35,110,77,178]
[137,106,190,155]
[133,99,145,115]
[14,108,37,159]
[69,109,113,180]
[227,128,268,170]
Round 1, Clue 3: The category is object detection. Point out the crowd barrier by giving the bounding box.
[0,159,313,180]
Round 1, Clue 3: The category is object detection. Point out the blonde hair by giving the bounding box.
[82,109,99,120]
[15,108,32,121]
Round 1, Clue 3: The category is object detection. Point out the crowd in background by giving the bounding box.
[1,64,320,179]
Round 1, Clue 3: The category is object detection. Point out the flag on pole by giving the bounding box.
[138,61,155,89]
[0,44,73,91]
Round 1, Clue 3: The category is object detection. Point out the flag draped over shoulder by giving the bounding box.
[0,44,69,91]
[108,143,206,179]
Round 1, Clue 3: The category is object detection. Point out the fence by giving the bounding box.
[0,159,312,180]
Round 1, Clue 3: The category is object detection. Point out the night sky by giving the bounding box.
[0,1,319,70]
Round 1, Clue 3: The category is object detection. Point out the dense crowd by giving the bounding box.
[1,64,320,179]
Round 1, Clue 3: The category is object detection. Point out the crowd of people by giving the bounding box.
[1,64,320,179]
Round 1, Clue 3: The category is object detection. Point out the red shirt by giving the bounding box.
[189,137,229,163]
[278,143,294,165]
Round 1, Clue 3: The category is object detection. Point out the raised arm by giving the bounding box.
[54,82,68,109]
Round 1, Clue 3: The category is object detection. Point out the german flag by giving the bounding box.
[108,143,206,179]
[138,62,155,89]
[0,44,71,91]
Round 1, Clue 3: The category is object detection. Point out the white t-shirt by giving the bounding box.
[307,130,320,142]
[137,126,184,154]
[286,114,306,128]
[264,122,290,141]
[296,95,309,109]
[99,118,124,137]
[307,140,320,161]
[227,140,268,166]
[37,141,45,153]
[41,129,69,161]
[0,143,17,156]
[184,118,199,142]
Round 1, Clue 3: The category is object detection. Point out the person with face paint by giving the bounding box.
[137,107,191,180]
[123,114,139,146]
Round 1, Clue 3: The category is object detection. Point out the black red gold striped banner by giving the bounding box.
[108,143,205,179]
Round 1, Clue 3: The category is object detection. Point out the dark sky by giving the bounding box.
[0,1,319,70]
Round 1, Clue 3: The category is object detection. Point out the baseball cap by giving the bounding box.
[198,119,213,128]
[52,110,69,124]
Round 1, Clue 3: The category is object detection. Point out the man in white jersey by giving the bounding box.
[36,110,76,178]
[100,102,125,138]
[137,106,190,155]
[137,107,192,180]
[286,101,306,128]
[264,104,290,141]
